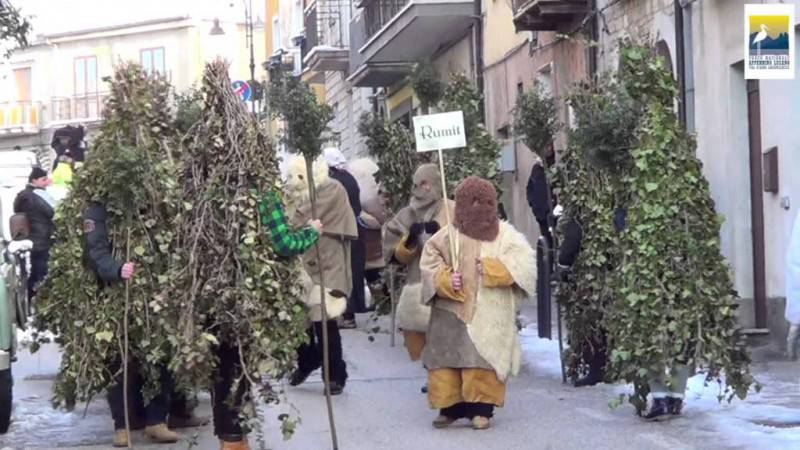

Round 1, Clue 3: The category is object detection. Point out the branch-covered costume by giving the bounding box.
[420,176,535,427]
[383,164,454,361]
[285,156,357,391]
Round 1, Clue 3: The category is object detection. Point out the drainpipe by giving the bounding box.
[674,0,687,128]
[473,0,485,120]
[588,0,598,81]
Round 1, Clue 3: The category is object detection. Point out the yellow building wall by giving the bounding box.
[483,0,530,67]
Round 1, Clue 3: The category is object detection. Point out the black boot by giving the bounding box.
[643,398,672,422]
[667,397,684,416]
[289,369,312,387]
[573,370,604,387]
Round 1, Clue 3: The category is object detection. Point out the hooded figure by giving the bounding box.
[419,176,535,430]
[284,155,358,394]
[383,164,455,361]
[349,158,389,290]
[323,147,367,327]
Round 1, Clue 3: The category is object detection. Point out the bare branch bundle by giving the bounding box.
[170,60,308,437]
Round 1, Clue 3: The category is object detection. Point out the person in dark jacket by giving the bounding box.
[324,147,367,329]
[14,168,55,300]
[82,202,182,447]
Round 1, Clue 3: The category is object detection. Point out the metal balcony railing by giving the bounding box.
[363,0,409,40]
[50,93,109,122]
[0,101,42,130]
[304,0,351,56]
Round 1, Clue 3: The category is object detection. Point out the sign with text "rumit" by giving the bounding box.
[412,111,466,152]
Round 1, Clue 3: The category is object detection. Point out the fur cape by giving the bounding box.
[420,221,536,381]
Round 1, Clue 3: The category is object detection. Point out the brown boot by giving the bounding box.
[113,429,130,447]
[220,438,251,450]
[432,414,456,429]
[472,416,491,430]
[144,423,180,443]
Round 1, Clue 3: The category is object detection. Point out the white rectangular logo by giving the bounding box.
[412,111,466,152]
[745,3,795,80]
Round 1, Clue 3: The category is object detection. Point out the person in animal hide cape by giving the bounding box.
[348,157,390,308]
[383,164,455,368]
[283,155,358,395]
[420,176,535,430]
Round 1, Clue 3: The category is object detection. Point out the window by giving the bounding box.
[141,47,166,75]
[74,56,98,96]
[74,56,99,118]
[272,16,281,50]
[13,68,31,102]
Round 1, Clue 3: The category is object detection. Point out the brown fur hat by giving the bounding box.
[454,176,499,242]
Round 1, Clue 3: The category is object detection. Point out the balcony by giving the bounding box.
[512,0,589,32]
[302,0,352,76]
[0,102,42,134]
[50,93,108,124]
[349,0,473,87]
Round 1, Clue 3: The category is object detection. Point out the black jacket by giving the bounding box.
[13,185,55,251]
[82,203,123,284]
[329,168,362,218]
[526,163,552,238]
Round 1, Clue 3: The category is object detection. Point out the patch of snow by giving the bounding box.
[519,325,563,379]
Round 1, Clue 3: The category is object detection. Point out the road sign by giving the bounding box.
[232,80,252,102]
[412,111,466,152]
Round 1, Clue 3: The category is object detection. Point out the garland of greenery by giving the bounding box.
[512,82,559,161]
[607,44,756,413]
[34,63,182,407]
[438,73,502,194]
[357,113,426,212]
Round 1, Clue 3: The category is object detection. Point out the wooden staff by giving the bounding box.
[436,149,458,270]
[303,155,339,450]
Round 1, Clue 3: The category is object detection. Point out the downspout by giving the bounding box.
[674,0,687,127]
[589,0,598,81]
[473,0,485,120]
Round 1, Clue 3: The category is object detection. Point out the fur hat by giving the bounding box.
[348,157,380,207]
[454,176,499,242]
[284,155,330,211]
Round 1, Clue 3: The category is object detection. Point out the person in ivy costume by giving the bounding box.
[606,44,754,421]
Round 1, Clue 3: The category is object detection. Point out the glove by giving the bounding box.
[424,221,440,235]
[788,323,800,360]
[405,223,424,248]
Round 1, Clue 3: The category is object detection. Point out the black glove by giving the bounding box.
[406,223,424,248]
[424,221,440,235]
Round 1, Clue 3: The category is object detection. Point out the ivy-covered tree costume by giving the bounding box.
[606,45,755,417]
[35,64,184,413]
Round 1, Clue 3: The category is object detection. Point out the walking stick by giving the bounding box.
[123,228,132,448]
[304,155,339,450]
[389,265,396,348]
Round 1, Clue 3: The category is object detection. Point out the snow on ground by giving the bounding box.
[4,307,800,449]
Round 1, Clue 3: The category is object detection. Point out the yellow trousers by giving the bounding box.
[428,367,506,409]
[404,331,426,361]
